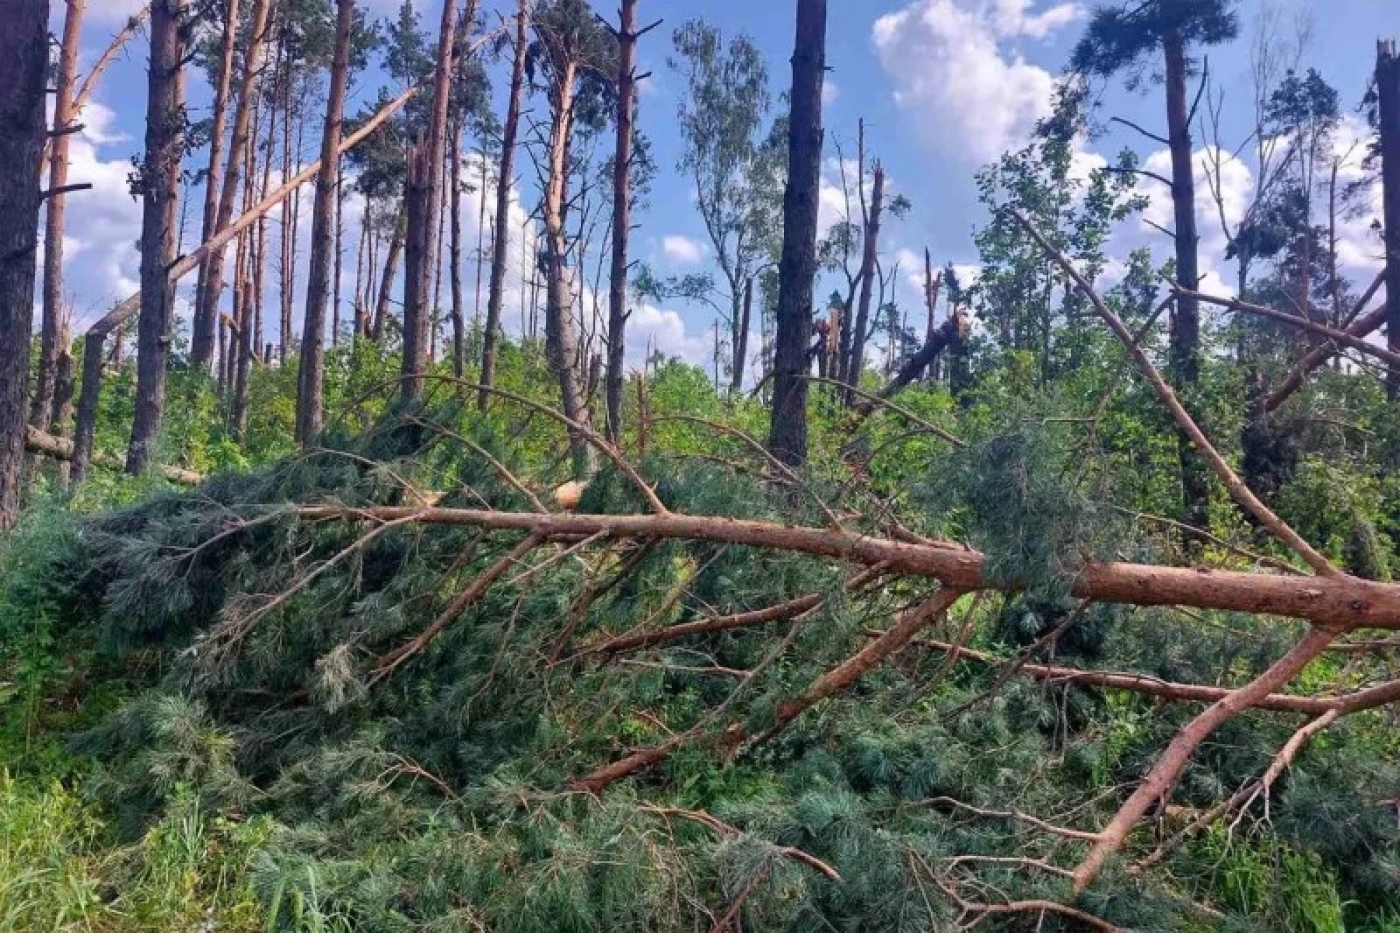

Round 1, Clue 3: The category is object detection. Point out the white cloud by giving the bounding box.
[78,0,146,25]
[626,303,712,369]
[660,234,707,266]
[871,0,1084,165]
[822,80,839,106]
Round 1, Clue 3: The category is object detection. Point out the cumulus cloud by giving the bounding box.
[660,234,707,266]
[871,0,1084,165]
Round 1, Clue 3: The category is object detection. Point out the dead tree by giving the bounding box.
[1379,40,1400,397]
[767,0,827,467]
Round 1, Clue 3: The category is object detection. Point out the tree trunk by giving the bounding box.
[543,58,597,475]
[1378,40,1400,398]
[277,46,295,364]
[126,0,186,475]
[0,0,48,525]
[605,0,640,443]
[189,0,239,368]
[1164,28,1210,532]
[449,116,465,377]
[296,0,354,446]
[480,0,529,409]
[402,142,430,391]
[32,0,85,430]
[373,210,404,340]
[731,276,753,392]
[847,162,884,403]
[402,0,467,399]
[193,0,272,370]
[767,0,827,467]
[333,170,344,347]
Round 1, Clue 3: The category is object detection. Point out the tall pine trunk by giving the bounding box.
[190,0,239,368]
[402,0,466,399]
[767,0,826,467]
[1378,40,1400,397]
[193,0,272,370]
[449,115,466,377]
[33,0,85,430]
[544,58,596,475]
[0,0,48,525]
[373,210,404,340]
[605,0,640,442]
[732,276,753,392]
[1164,28,1209,531]
[480,0,529,409]
[296,0,354,446]
[126,0,186,475]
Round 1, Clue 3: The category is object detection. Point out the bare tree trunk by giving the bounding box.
[354,198,369,340]
[605,0,640,442]
[402,143,430,386]
[189,0,239,368]
[543,58,597,475]
[126,0,186,475]
[296,0,354,446]
[402,0,468,399]
[430,143,450,361]
[333,174,344,347]
[767,0,826,468]
[0,0,48,525]
[847,162,884,403]
[32,0,85,430]
[193,0,272,370]
[732,276,753,392]
[449,116,466,377]
[278,44,295,364]
[373,209,404,340]
[1164,28,1210,533]
[1379,40,1400,398]
[480,0,529,408]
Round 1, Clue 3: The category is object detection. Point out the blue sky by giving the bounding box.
[55,0,1400,368]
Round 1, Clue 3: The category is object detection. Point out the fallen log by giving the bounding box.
[26,425,200,486]
[286,505,1400,631]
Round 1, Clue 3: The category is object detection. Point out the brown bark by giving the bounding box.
[401,142,431,394]
[189,0,239,369]
[126,0,186,475]
[296,0,355,446]
[402,0,468,399]
[373,208,404,340]
[479,0,530,409]
[0,0,48,526]
[71,85,418,480]
[26,425,199,485]
[1379,41,1400,397]
[1164,27,1210,535]
[858,312,967,413]
[32,0,86,431]
[1264,270,1387,412]
[192,0,273,369]
[448,116,465,377]
[767,0,826,467]
[541,55,597,475]
[288,505,1400,631]
[1184,287,1400,367]
[604,0,641,443]
[733,276,753,391]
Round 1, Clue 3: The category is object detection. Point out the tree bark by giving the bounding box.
[32,0,86,431]
[0,0,48,526]
[480,0,530,409]
[296,0,355,446]
[402,142,431,393]
[193,0,273,370]
[373,208,404,340]
[189,0,239,369]
[846,161,884,403]
[449,115,465,377]
[543,56,597,475]
[402,0,467,400]
[858,312,967,413]
[1164,27,1210,533]
[126,0,186,475]
[604,0,640,443]
[1378,40,1400,397]
[767,0,826,467]
[732,276,753,392]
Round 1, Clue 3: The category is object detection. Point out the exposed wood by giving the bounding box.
[26,425,199,485]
